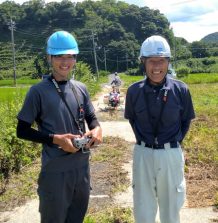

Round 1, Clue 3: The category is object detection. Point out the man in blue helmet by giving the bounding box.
[125,35,195,223]
[16,30,102,223]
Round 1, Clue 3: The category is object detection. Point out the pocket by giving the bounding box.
[176,179,186,193]
[135,106,150,124]
[37,188,54,212]
[176,179,186,208]
[37,188,54,201]
[162,104,181,127]
[167,148,185,187]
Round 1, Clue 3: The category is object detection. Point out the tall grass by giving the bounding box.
[0,79,40,86]
[184,83,218,164]
[120,72,218,86]
[0,87,29,102]
[0,76,107,99]
[180,73,218,84]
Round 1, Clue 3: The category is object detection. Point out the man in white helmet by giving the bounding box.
[125,35,195,223]
[17,31,102,223]
[111,71,121,92]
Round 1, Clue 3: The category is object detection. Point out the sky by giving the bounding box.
[125,0,218,42]
[1,0,218,43]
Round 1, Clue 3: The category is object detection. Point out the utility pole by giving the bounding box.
[8,19,16,86]
[116,56,118,72]
[91,30,99,79]
[174,36,177,69]
[103,47,107,71]
[126,53,128,71]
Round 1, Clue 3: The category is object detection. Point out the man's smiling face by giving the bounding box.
[144,57,169,85]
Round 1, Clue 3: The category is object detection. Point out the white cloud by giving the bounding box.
[137,0,218,42]
[170,9,218,42]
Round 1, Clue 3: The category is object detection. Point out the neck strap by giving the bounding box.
[50,76,84,135]
[145,87,169,144]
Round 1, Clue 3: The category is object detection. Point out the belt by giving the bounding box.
[136,141,179,149]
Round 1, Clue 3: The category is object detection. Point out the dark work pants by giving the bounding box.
[37,165,90,223]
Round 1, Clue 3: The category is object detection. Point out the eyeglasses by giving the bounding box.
[52,54,77,61]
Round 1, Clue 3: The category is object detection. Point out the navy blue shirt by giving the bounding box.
[124,76,195,144]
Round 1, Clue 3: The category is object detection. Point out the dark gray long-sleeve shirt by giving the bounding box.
[17,76,99,167]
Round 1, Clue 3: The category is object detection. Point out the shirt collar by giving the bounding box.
[144,76,171,92]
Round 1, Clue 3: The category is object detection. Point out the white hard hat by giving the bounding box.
[140,35,171,58]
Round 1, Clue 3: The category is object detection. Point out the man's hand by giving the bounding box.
[53,133,81,153]
[85,126,102,148]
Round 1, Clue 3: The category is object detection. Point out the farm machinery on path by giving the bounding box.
[102,86,125,110]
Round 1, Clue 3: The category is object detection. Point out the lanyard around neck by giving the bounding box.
[50,77,84,135]
[144,87,169,144]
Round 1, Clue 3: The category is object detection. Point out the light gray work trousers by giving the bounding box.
[133,143,186,223]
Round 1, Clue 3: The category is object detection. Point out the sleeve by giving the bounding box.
[17,86,41,124]
[124,87,134,120]
[181,119,191,140]
[124,87,137,134]
[17,119,53,144]
[180,88,195,140]
[86,113,100,130]
[181,88,195,121]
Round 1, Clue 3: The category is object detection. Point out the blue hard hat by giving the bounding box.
[46,31,79,55]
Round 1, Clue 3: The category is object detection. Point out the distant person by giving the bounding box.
[16,30,102,223]
[109,86,120,107]
[125,35,195,223]
[111,72,121,92]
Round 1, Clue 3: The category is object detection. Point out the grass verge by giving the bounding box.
[0,137,134,222]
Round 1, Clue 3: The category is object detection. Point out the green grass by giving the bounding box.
[0,79,40,87]
[0,76,107,100]
[120,73,143,88]
[0,87,29,102]
[0,136,134,223]
[180,73,218,84]
[184,83,218,164]
[120,72,218,86]
[85,207,134,223]
[0,159,40,211]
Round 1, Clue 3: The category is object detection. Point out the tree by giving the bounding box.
[0,0,178,73]
[190,41,211,58]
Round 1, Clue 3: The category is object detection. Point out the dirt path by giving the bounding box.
[102,121,217,223]
[0,83,217,223]
[96,84,217,223]
[1,119,217,223]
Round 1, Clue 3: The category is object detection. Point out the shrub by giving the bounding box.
[202,58,216,66]
[98,70,110,77]
[0,91,40,192]
[208,63,218,73]
[176,66,190,78]
[126,67,143,76]
[74,61,93,80]
[73,61,100,96]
